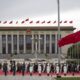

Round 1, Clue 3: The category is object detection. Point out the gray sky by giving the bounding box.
[0,0,80,31]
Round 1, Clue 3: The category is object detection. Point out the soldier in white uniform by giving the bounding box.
[38,63,42,75]
[29,63,33,75]
[47,63,50,76]
[63,63,67,75]
[56,64,59,74]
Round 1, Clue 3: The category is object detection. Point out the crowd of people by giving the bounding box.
[0,60,80,76]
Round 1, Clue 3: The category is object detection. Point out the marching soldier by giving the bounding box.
[50,63,54,73]
[3,62,8,76]
[27,63,30,73]
[56,64,59,74]
[33,63,38,73]
[21,62,25,76]
[63,63,67,75]
[12,62,16,76]
[38,64,42,75]
[47,63,50,76]
[29,63,33,75]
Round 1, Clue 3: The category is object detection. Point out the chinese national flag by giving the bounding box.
[69,21,73,23]
[72,31,80,43]
[29,21,33,24]
[16,21,18,24]
[21,21,25,24]
[64,21,67,23]
[47,21,51,23]
[42,21,45,24]
[53,21,56,23]
[58,33,75,47]
[25,18,29,21]
[36,21,39,23]
[3,21,7,24]
[58,31,80,47]
[9,21,13,24]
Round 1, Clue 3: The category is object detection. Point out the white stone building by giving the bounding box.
[0,22,75,60]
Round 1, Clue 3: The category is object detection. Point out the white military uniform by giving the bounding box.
[38,64,42,74]
[47,64,50,74]
[64,65,67,74]
[56,65,59,74]
[30,64,33,73]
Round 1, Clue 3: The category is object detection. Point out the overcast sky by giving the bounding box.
[0,0,80,31]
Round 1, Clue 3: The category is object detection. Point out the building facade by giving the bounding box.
[0,24,75,59]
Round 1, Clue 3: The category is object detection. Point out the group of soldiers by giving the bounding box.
[0,60,80,76]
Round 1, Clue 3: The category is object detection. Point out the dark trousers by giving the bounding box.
[13,71,16,76]
[4,71,7,76]
[22,71,25,76]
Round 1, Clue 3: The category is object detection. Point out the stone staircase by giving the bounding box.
[0,53,58,60]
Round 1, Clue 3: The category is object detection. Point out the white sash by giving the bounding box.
[47,65,50,73]
[64,65,67,74]
[38,65,41,73]
[56,66,59,74]
[30,66,33,73]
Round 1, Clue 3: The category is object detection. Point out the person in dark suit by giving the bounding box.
[12,62,16,76]
[3,62,8,76]
[27,63,30,73]
[21,62,25,76]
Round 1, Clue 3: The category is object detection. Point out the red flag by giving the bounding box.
[16,21,18,24]
[25,18,29,21]
[9,21,13,24]
[58,33,75,47]
[69,21,73,23]
[29,21,33,24]
[58,31,80,47]
[21,21,25,24]
[42,21,45,24]
[53,21,56,23]
[60,21,62,23]
[64,21,67,23]
[3,21,7,24]
[72,31,80,43]
[36,21,39,23]
[47,21,51,23]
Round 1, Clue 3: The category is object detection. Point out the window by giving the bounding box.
[8,35,11,41]
[46,43,49,53]
[52,34,55,41]
[13,35,17,44]
[52,43,55,53]
[46,35,50,41]
[2,35,6,42]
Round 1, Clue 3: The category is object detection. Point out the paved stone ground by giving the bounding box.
[0,75,56,80]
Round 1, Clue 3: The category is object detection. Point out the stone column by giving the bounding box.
[17,33,19,54]
[32,34,34,53]
[0,34,2,53]
[50,33,52,54]
[24,34,26,54]
[12,34,14,54]
[44,33,46,53]
[38,34,41,53]
[55,34,57,54]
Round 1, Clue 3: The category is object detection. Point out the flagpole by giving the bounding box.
[57,0,61,67]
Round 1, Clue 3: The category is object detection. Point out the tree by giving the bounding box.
[67,42,80,59]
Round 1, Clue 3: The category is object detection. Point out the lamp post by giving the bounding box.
[57,0,61,65]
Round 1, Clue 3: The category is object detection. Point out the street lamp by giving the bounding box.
[57,0,61,65]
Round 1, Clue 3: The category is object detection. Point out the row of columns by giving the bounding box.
[1,33,58,54]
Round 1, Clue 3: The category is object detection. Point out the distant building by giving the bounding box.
[0,21,75,60]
